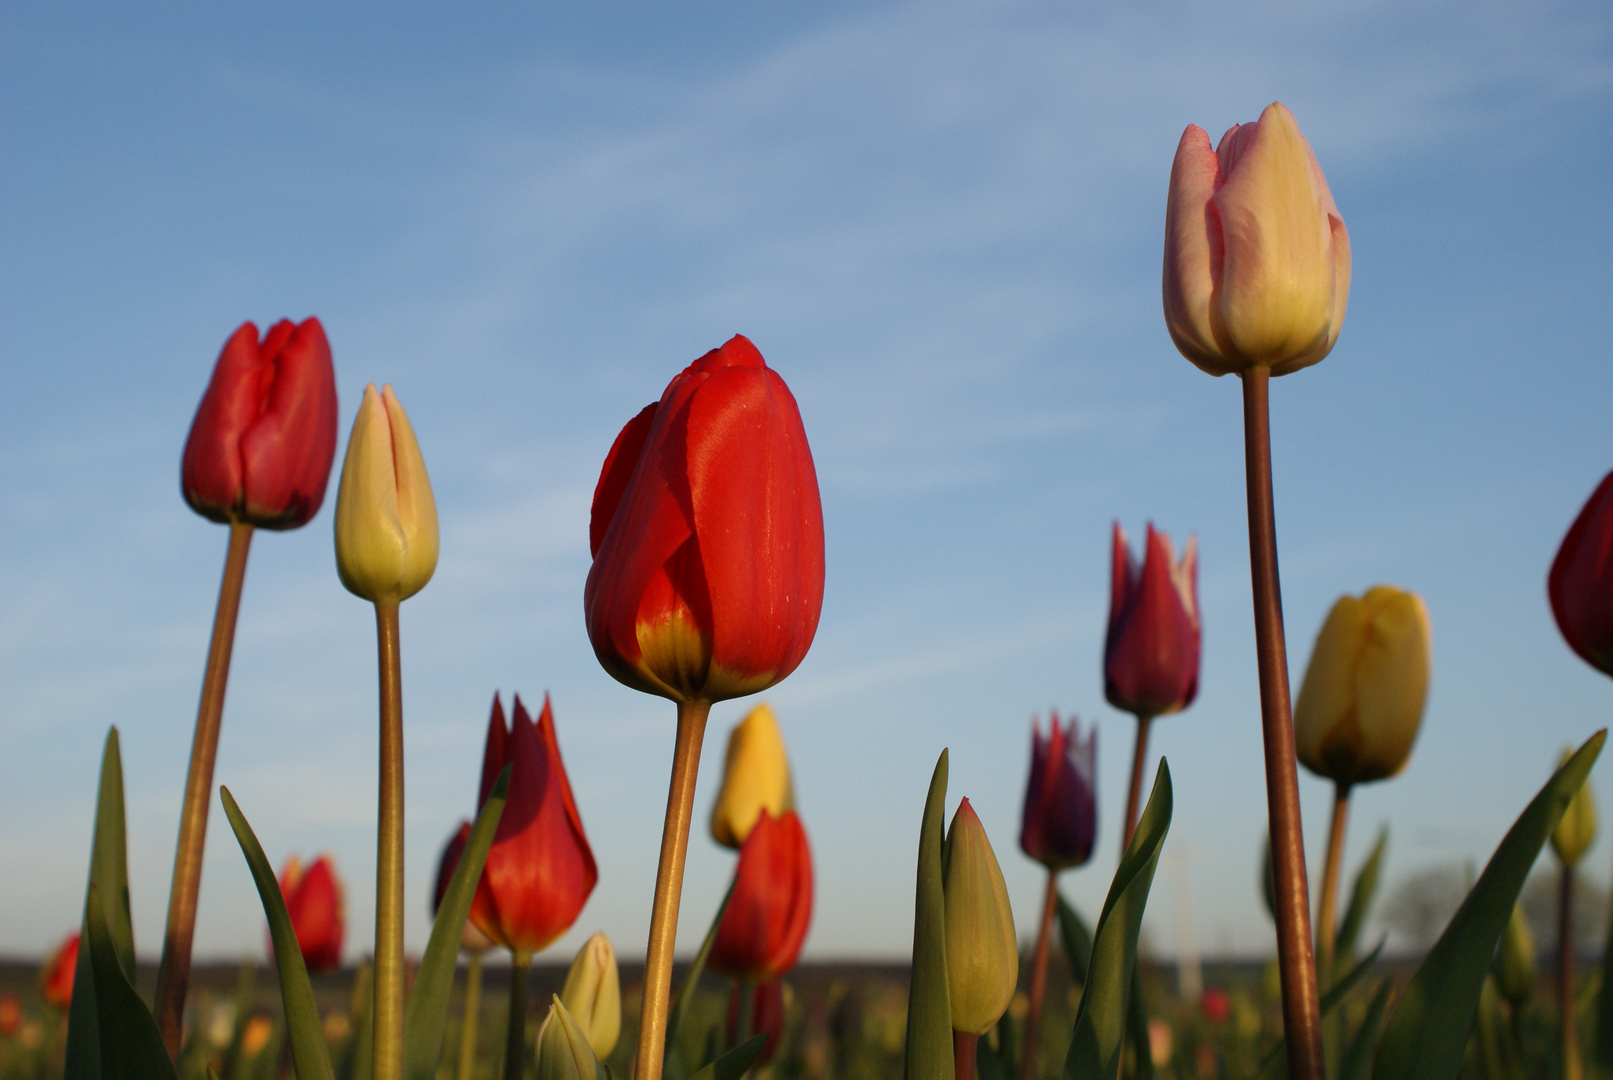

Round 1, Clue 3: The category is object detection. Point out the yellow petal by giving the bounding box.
[381,385,438,601]
[710,703,796,849]
[334,384,409,603]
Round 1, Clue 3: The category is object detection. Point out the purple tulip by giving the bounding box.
[1019,713,1098,870]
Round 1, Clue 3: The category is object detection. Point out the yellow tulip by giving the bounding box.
[558,932,620,1060]
[709,703,795,849]
[1491,903,1536,1007]
[943,798,1017,1036]
[333,384,438,604]
[1293,586,1431,786]
[1552,746,1597,868]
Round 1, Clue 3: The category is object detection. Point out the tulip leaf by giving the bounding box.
[904,749,954,1080]
[1374,729,1605,1080]
[1334,826,1387,966]
[402,765,509,1080]
[339,964,375,1080]
[1337,978,1394,1080]
[1062,759,1172,1080]
[1126,978,1154,1080]
[1054,891,1093,988]
[220,786,336,1080]
[686,1034,766,1080]
[84,883,177,1080]
[65,727,136,1080]
[665,872,738,1072]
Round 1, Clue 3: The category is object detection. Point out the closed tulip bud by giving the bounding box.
[1106,523,1200,718]
[585,336,825,704]
[1551,746,1597,868]
[1293,586,1431,786]
[333,383,438,604]
[1550,471,1613,677]
[534,996,604,1080]
[431,822,493,954]
[559,932,620,1060]
[943,799,1017,1036]
[470,695,598,953]
[1492,903,1536,1007]
[39,933,78,1009]
[274,854,344,973]
[710,703,796,849]
[1019,712,1097,870]
[709,810,814,982]
[182,318,339,529]
[1164,101,1351,377]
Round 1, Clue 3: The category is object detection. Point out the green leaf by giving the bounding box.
[220,786,336,1080]
[1055,892,1092,988]
[402,766,509,1080]
[1251,938,1388,1079]
[664,871,738,1070]
[1126,977,1153,1080]
[1334,827,1387,964]
[904,749,954,1080]
[84,883,177,1080]
[1374,729,1606,1080]
[1336,978,1393,1080]
[1062,760,1172,1080]
[338,964,375,1080]
[65,726,135,1080]
[686,1034,767,1080]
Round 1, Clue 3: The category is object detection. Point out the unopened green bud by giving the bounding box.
[534,996,603,1080]
[942,798,1017,1035]
[1551,747,1598,868]
[1492,903,1536,1007]
[559,932,620,1059]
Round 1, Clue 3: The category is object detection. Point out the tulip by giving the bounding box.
[274,854,344,974]
[943,799,1017,1038]
[710,703,796,849]
[725,981,786,1066]
[1019,712,1097,871]
[1550,470,1613,677]
[432,822,494,954]
[1201,986,1231,1025]
[1163,102,1351,378]
[584,334,825,705]
[1552,747,1597,869]
[182,318,339,529]
[1106,523,1200,721]
[534,996,604,1080]
[559,932,621,1060]
[0,993,19,1036]
[1493,903,1536,1008]
[40,933,78,1009]
[333,383,439,605]
[709,810,814,983]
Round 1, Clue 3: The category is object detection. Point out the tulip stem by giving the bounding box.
[1561,864,1581,1080]
[954,1031,979,1080]
[505,949,532,1080]
[1316,781,1351,992]
[1020,870,1059,1080]
[635,698,712,1080]
[154,520,255,1060]
[1239,368,1324,1080]
[1122,713,1154,851]
[457,952,484,1080]
[375,600,405,1080]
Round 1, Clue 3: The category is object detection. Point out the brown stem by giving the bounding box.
[633,698,712,1080]
[374,601,405,1080]
[1316,781,1352,991]
[505,949,532,1080]
[1019,870,1059,1080]
[954,1030,980,1080]
[155,520,254,1060]
[1561,864,1581,1080]
[1240,369,1323,1080]
[1123,714,1154,852]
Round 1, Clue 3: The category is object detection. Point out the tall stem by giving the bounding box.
[1316,782,1352,991]
[1561,864,1581,1080]
[505,949,532,1080]
[1123,714,1154,851]
[634,698,712,1080]
[954,1031,980,1080]
[1240,369,1323,1080]
[155,520,254,1059]
[457,952,484,1080]
[374,601,405,1080]
[1019,870,1059,1080]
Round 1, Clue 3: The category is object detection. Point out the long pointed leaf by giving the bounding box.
[402,766,509,1080]
[904,749,954,1080]
[687,1034,766,1080]
[1337,978,1393,1080]
[1334,827,1387,964]
[1126,978,1154,1080]
[1374,729,1605,1080]
[220,786,336,1080]
[85,883,177,1080]
[665,873,738,1072]
[1055,892,1093,988]
[1063,759,1172,1080]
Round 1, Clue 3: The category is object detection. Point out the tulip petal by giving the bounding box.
[708,810,813,982]
[1549,470,1613,676]
[590,403,658,558]
[477,695,510,812]
[1162,125,1231,375]
[182,322,264,522]
[334,385,409,600]
[382,385,439,600]
[238,318,339,529]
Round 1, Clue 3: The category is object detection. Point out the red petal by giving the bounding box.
[238,317,338,529]
[590,403,657,557]
[181,322,264,522]
[477,695,509,810]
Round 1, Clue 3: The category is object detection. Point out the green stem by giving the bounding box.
[375,601,405,1080]
[506,949,533,1080]
[1123,714,1153,851]
[1562,863,1581,1080]
[458,952,484,1080]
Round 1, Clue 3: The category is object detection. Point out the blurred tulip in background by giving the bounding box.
[1550,470,1613,677]
[333,383,438,604]
[39,933,77,1009]
[432,821,493,954]
[1551,746,1598,868]
[275,854,344,974]
[711,703,795,849]
[1106,523,1200,720]
[709,810,814,983]
[1019,712,1097,870]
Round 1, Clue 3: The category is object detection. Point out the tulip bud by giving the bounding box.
[333,384,438,604]
[1164,101,1351,377]
[1293,586,1431,786]
[274,854,345,974]
[1551,746,1597,868]
[1105,523,1200,719]
[1492,903,1536,1007]
[942,799,1017,1036]
[710,703,796,849]
[559,932,620,1060]
[39,933,78,1009]
[431,822,493,954]
[534,996,603,1080]
[1550,470,1613,677]
[1019,712,1097,870]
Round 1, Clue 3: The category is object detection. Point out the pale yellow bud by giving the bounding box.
[534,996,602,1080]
[942,798,1017,1036]
[1491,903,1535,1007]
[333,384,438,604]
[709,703,795,849]
[558,932,620,1060]
[1552,747,1598,868]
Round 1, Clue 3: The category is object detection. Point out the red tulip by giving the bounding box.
[275,854,344,973]
[1201,986,1231,1025]
[0,992,19,1035]
[708,810,813,982]
[40,933,78,1009]
[725,980,787,1065]
[469,694,597,953]
[1105,522,1200,718]
[584,335,825,703]
[182,318,339,529]
[1551,470,1613,677]
[431,821,494,953]
[1019,712,1098,870]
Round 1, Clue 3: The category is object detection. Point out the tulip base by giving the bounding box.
[634,698,712,1080]
[375,601,405,1080]
[155,520,255,1060]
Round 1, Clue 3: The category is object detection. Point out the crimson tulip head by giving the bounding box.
[1105,523,1201,718]
[1550,471,1613,677]
[469,694,598,954]
[708,809,814,982]
[40,933,78,1009]
[275,854,344,974]
[584,335,826,704]
[182,318,339,529]
[432,821,494,954]
[1019,712,1097,870]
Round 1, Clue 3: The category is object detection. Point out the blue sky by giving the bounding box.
[2,2,1612,967]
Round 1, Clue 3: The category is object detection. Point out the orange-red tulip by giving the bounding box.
[708,810,813,982]
[182,318,339,529]
[275,854,345,973]
[40,933,77,1009]
[432,821,493,954]
[1105,523,1200,718]
[0,992,19,1035]
[584,335,825,704]
[469,694,597,953]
